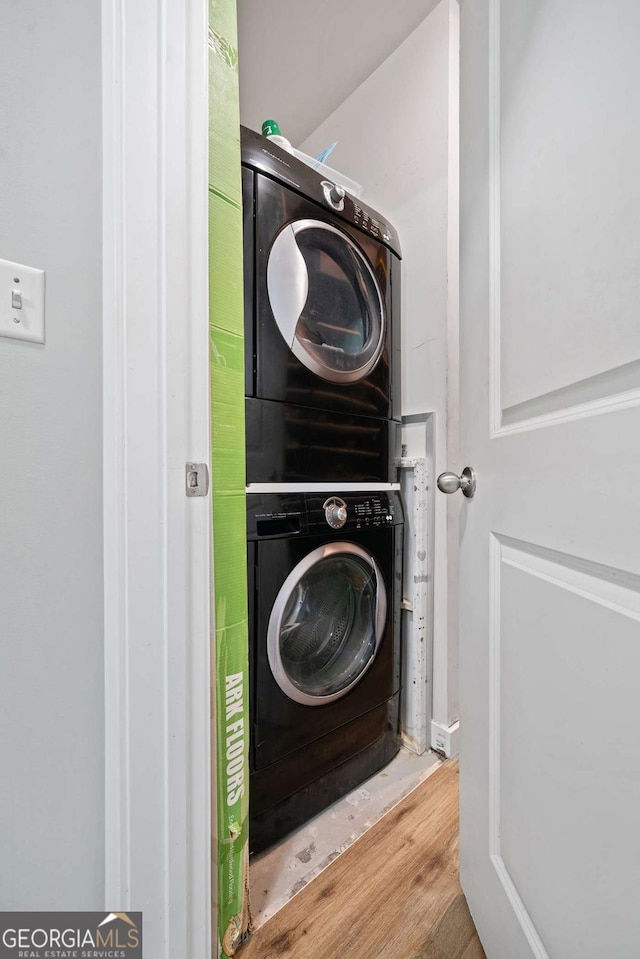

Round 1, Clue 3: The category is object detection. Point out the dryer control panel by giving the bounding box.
[241,125,401,258]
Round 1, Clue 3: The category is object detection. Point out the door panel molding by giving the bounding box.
[489,532,640,957]
[489,0,640,437]
[489,856,551,959]
[488,532,561,959]
[500,357,640,432]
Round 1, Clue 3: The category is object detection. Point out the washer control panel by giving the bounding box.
[317,493,398,530]
[351,495,395,528]
[247,491,402,540]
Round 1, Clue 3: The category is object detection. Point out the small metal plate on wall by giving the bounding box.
[185,462,209,497]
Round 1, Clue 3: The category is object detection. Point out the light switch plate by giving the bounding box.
[0,258,46,344]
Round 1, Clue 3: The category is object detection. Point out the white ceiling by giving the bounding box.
[237,0,442,146]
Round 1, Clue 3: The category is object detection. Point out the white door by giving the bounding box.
[457,1,640,957]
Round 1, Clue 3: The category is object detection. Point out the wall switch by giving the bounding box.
[0,258,46,344]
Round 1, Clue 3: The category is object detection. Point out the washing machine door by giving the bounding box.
[267,219,385,384]
[267,542,387,706]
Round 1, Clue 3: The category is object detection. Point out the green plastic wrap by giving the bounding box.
[208,0,251,954]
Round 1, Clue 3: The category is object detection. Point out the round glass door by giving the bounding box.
[267,219,385,384]
[267,543,387,706]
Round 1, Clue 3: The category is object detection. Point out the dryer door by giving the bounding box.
[267,542,387,705]
[267,219,385,384]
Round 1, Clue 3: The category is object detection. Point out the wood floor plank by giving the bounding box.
[460,936,490,959]
[239,760,486,959]
[419,892,480,959]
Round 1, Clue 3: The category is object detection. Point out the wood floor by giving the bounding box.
[239,760,486,959]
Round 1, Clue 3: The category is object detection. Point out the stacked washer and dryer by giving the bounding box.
[241,126,404,853]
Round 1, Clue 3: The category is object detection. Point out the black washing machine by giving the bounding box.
[247,490,403,853]
[242,125,402,485]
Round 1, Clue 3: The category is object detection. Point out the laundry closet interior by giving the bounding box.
[235,0,460,926]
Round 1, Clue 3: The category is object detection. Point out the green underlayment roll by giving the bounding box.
[208,0,251,955]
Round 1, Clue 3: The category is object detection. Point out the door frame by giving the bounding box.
[102,0,213,955]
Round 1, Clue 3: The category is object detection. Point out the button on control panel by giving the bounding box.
[352,202,393,245]
[352,496,394,528]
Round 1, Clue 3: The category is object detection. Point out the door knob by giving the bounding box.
[436,466,476,499]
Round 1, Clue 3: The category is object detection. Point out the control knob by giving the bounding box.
[323,496,348,529]
[321,180,346,211]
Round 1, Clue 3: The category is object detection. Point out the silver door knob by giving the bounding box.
[436,466,476,499]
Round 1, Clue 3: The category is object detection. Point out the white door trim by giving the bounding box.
[102,1,212,955]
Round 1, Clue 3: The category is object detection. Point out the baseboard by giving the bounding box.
[430,720,460,758]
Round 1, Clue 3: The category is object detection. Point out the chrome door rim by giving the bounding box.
[267,541,387,706]
[267,219,386,385]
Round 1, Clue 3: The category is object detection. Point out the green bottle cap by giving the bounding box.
[262,119,281,138]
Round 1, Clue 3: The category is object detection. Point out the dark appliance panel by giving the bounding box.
[245,397,400,485]
[242,165,255,397]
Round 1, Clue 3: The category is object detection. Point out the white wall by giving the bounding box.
[238,0,441,144]
[0,0,104,907]
[301,0,460,739]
